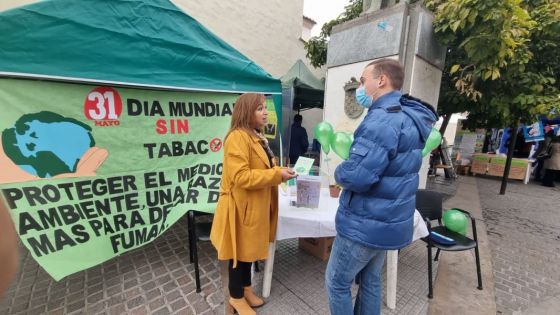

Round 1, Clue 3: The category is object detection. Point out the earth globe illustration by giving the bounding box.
[1,111,95,178]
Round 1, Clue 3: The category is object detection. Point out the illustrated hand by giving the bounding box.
[0,139,38,184]
[53,147,109,178]
[280,168,297,182]
[0,139,109,184]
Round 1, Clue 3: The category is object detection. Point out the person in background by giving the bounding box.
[325,59,437,315]
[0,197,18,297]
[289,114,309,165]
[532,125,553,181]
[210,93,297,315]
[513,128,531,158]
[542,131,560,187]
[499,128,511,155]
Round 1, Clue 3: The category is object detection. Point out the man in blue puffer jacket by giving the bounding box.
[325,59,438,315]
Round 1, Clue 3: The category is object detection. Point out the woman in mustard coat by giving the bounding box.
[210,93,296,315]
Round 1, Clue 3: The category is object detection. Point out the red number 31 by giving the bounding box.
[84,87,123,120]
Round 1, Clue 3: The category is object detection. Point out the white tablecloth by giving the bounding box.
[262,186,419,310]
[276,187,428,241]
[276,187,338,240]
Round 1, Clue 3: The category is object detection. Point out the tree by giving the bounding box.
[305,0,560,194]
[426,0,560,194]
[304,0,363,68]
[428,0,559,121]
[306,0,559,118]
[304,0,422,68]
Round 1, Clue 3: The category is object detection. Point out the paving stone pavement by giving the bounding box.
[0,216,223,315]
[477,177,560,315]
[253,240,437,315]
[425,175,458,202]
[0,177,455,315]
[0,214,439,315]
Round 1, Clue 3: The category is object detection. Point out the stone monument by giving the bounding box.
[322,2,445,189]
[321,4,446,310]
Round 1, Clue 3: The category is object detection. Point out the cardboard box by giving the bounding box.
[509,159,528,180]
[487,157,506,177]
[487,157,528,180]
[298,237,335,261]
[456,165,470,175]
[470,154,490,174]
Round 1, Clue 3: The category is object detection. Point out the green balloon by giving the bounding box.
[331,132,353,160]
[442,209,468,235]
[314,122,334,154]
[422,128,442,157]
[346,132,354,144]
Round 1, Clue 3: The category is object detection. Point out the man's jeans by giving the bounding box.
[325,235,386,315]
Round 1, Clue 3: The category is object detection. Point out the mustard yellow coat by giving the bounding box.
[210,129,282,266]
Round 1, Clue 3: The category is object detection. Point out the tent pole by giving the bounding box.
[279,133,284,167]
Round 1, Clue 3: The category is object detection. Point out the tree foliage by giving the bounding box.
[304,0,363,68]
[427,0,560,127]
[304,0,560,129]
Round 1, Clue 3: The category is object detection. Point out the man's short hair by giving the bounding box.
[294,114,302,123]
[367,59,404,90]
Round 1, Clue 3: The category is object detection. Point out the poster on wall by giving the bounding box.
[474,129,486,153]
[523,121,545,142]
[0,78,237,280]
[454,129,486,161]
[263,97,278,139]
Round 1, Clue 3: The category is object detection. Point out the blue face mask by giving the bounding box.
[355,86,373,108]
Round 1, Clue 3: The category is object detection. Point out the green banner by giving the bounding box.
[511,160,528,168]
[0,78,238,280]
[490,157,507,166]
[490,158,527,167]
[472,155,490,162]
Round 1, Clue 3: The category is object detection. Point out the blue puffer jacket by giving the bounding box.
[334,91,438,249]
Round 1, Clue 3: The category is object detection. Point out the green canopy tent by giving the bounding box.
[0,0,283,129]
[0,0,289,281]
[280,60,324,159]
[280,59,324,111]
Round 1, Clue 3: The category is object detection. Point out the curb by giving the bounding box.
[428,177,497,315]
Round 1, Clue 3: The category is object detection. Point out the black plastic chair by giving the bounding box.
[187,210,260,293]
[187,210,213,293]
[416,189,483,298]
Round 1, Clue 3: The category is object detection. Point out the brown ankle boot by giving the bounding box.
[243,286,265,308]
[228,297,256,315]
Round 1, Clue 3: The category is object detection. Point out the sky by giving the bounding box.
[303,0,352,37]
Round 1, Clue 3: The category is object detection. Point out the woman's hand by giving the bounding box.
[280,168,297,182]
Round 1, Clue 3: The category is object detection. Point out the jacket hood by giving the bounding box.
[400,94,438,142]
